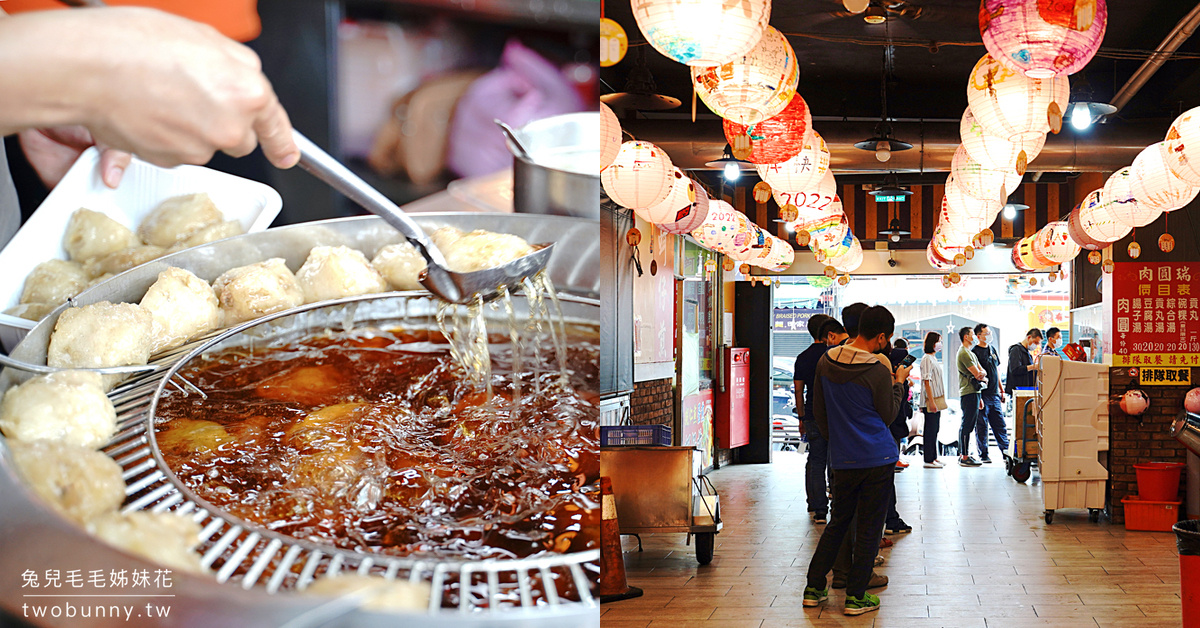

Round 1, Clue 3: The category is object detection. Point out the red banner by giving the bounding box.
[1111,262,1200,367]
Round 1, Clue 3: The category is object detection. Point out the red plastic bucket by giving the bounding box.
[1134,462,1186,501]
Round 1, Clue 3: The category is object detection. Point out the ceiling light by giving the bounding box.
[599,48,681,111]
[724,162,741,181]
[1002,202,1027,220]
[863,6,888,24]
[855,124,912,163]
[876,141,891,162]
[705,144,754,180]
[1067,101,1117,131]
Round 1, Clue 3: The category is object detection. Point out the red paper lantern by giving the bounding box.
[723,93,813,165]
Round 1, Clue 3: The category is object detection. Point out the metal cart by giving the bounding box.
[599,446,723,565]
[1007,393,1038,484]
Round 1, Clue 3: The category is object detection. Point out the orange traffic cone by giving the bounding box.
[598,476,643,603]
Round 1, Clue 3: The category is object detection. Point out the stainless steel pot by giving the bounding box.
[509,113,600,219]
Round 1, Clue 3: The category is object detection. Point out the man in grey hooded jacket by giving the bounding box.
[803,305,910,616]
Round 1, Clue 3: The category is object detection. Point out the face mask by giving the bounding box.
[934,342,943,352]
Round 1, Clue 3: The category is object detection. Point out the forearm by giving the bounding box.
[0,11,106,136]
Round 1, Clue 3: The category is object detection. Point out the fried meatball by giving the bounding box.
[62,209,139,262]
[81,245,166,279]
[0,370,117,448]
[295,246,389,304]
[20,259,89,306]
[166,220,244,253]
[137,193,222,247]
[139,267,222,353]
[7,439,126,525]
[303,575,430,611]
[47,302,154,369]
[429,226,534,273]
[88,512,205,573]
[211,258,304,326]
[371,242,426,291]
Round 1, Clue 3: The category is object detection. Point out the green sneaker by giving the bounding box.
[802,586,828,607]
[843,592,880,616]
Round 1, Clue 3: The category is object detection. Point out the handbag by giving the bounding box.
[929,395,949,412]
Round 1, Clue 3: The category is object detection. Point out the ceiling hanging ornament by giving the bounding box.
[1104,167,1163,228]
[601,141,674,209]
[632,0,770,67]
[824,265,837,279]
[635,167,694,224]
[690,200,758,258]
[838,274,850,286]
[753,181,772,203]
[1048,271,1057,282]
[723,257,735,272]
[626,227,642,246]
[1067,189,1131,250]
[966,53,1069,142]
[1029,276,1038,286]
[950,271,962,284]
[957,295,964,303]
[796,228,811,247]
[729,132,753,160]
[1088,250,1101,264]
[1160,233,1175,253]
[978,228,995,247]
[1032,220,1080,265]
[724,94,813,165]
[1131,142,1200,211]
[739,263,752,274]
[1059,269,1066,281]
[1102,258,1114,274]
[942,274,952,288]
[965,245,976,260]
[950,144,1015,201]
[648,224,658,276]
[980,0,1107,79]
[691,26,799,125]
[1163,106,1200,185]
[1128,241,1141,259]
[954,253,967,267]
[599,17,629,68]
[779,204,799,222]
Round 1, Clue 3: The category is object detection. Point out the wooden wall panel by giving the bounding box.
[909,185,923,239]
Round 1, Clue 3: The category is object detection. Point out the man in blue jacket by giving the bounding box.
[803,305,911,616]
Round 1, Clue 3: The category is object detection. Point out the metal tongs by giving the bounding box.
[291,131,553,304]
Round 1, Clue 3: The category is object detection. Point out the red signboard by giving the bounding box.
[1111,262,1200,367]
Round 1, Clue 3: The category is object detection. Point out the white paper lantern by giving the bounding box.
[634,168,693,224]
[632,0,771,67]
[1012,234,1041,271]
[943,176,1003,235]
[927,243,956,271]
[747,234,795,271]
[931,219,973,250]
[1104,167,1162,228]
[980,0,1107,79]
[600,103,622,170]
[1032,220,1080,264]
[827,236,863,273]
[601,140,674,209]
[1164,106,1200,184]
[756,131,830,193]
[960,106,1045,174]
[950,144,1011,201]
[1132,142,1200,211]
[1066,189,1131,250]
[966,53,1069,142]
[692,27,800,126]
[659,183,710,235]
[800,204,850,254]
[691,200,758,257]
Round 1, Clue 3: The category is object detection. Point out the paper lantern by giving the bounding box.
[960,106,1046,174]
[635,168,694,224]
[727,223,769,261]
[632,0,770,67]
[950,144,1011,201]
[659,183,710,235]
[932,220,973,251]
[1011,234,1043,271]
[601,140,674,209]
[827,236,863,273]
[600,103,622,170]
[1164,106,1200,185]
[1066,189,1131,250]
[1131,142,1200,211]
[1120,389,1150,416]
[966,53,1069,142]
[690,200,758,257]
[1032,220,1080,265]
[927,243,955,270]
[942,180,1002,236]
[1185,388,1200,414]
[724,94,813,165]
[799,198,850,253]
[758,132,830,194]
[980,0,1107,79]
[1103,167,1162,228]
[692,27,800,126]
[747,234,795,271]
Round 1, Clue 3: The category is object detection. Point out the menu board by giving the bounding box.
[1111,262,1200,367]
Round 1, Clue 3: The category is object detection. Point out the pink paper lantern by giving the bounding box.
[601,140,674,209]
[1164,106,1200,185]
[600,103,622,170]
[635,168,693,224]
[1120,389,1150,416]
[966,53,1069,142]
[757,131,830,194]
[691,200,758,258]
[827,236,863,273]
[943,177,1002,235]
[1185,387,1200,414]
[692,26,799,126]
[950,144,1011,201]
[1132,142,1200,211]
[1103,167,1162,229]
[980,0,1107,79]
[927,243,956,271]
[1066,189,1131,250]
[961,106,1046,173]
[659,183,710,235]
[1032,220,1080,265]
[632,0,771,67]
[723,93,813,165]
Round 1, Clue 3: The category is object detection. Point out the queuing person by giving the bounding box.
[795,313,834,524]
[883,338,912,535]
[1005,328,1043,393]
[803,305,910,616]
[919,332,946,468]
[820,319,849,347]
[971,324,1009,463]
[1046,327,1067,360]
[956,327,987,467]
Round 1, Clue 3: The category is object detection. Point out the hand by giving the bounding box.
[895,364,912,384]
[1,8,299,169]
[18,126,131,189]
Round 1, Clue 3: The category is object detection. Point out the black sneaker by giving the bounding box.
[885,521,913,535]
[980,456,993,463]
[812,512,827,524]
[959,456,983,467]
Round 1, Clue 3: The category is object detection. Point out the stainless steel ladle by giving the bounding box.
[292,130,553,305]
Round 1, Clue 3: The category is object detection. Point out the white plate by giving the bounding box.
[0,148,282,351]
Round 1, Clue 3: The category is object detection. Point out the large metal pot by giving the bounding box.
[510,113,600,219]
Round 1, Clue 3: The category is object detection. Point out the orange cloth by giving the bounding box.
[0,0,261,42]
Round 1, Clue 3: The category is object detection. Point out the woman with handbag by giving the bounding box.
[919,332,947,468]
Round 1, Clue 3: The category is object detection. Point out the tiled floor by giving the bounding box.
[601,452,1184,627]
